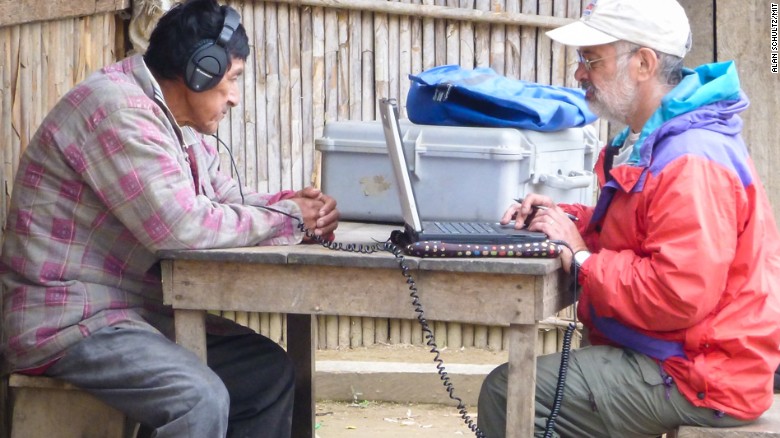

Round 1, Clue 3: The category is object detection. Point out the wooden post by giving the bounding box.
[506,323,537,438]
[287,314,315,438]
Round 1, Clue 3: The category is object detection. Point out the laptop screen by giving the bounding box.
[378,98,423,233]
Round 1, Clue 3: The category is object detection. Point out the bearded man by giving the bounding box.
[477,0,780,437]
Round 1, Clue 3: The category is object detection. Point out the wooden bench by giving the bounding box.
[671,395,780,438]
[5,373,135,438]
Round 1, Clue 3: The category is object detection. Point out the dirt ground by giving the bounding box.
[315,399,479,438]
[313,344,507,438]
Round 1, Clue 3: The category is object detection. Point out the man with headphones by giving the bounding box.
[0,0,338,436]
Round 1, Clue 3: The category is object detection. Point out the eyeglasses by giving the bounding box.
[574,49,638,71]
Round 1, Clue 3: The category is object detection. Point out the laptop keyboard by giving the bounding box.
[433,221,500,235]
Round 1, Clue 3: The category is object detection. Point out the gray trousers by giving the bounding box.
[45,324,295,438]
[478,345,752,438]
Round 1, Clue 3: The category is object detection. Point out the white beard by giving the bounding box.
[582,64,639,125]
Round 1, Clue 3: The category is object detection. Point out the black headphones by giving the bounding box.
[184,7,240,92]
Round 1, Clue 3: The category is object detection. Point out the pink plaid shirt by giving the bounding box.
[1,55,302,373]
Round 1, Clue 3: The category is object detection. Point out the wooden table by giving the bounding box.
[159,222,571,438]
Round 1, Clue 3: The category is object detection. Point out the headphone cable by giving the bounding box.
[211,133,245,205]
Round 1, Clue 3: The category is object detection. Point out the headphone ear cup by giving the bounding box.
[185,39,229,92]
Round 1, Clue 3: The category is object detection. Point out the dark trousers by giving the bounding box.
[46,324,295,438]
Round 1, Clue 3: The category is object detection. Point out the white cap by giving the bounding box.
[545,0,692,58]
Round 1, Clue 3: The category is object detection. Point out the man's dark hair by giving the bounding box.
[144,0,250,81]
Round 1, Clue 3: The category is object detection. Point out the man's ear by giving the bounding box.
[634,47,659,82]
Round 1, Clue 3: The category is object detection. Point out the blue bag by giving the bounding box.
[407,65,597,132]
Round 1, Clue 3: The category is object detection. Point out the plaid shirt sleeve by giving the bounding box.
[187,132,303,245]
[81,105,302,251]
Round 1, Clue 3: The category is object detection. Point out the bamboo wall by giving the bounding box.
[1,11,127,246]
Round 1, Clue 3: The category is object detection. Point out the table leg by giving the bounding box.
[173,309,207,362]
[287,313,315,438]
[505,323,538,438]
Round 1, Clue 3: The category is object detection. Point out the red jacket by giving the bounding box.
[564,80,780,420]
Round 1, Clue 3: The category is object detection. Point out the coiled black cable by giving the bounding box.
[543,322,576,438]
[297,221,485,436]
[380,237,485,438]
[542,240,580,438]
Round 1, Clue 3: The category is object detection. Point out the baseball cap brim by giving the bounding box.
[545,20,619,48]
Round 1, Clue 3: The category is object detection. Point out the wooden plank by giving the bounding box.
[289,5,304,190]
[398,0,412,110]
[534,2,553,85]
[317,315,327,349]
[261,312,271,337]
[253,1,270,192]
[338,315,350,347]
[336,10,350,118]
[563,0,582,89]
[348,10,362,119]
[270,312,283,343]
[519,0,537,82]
[350,316,363,347]
[0,0,130,28]
[458,323,472,347]
[388,7,400,100]
[434,0,446,66]
[265,0,572,28]
[445,0,459,64]
[300,5,315,187]
[10,385,125,438]
[9,25,21,184]
[310,5,325,188]
[360,8,374,120]
[277,4,293,189]
[421,0,436,72]
[8,375,76,390]
[549,0,566,86]
[240,0,258,191]
[473,0,490,68]
[375,317,389,344]
[324,8,338,122]
[447,321,462,348]
[173,309,207,362]
[495,0,510,77]
[362,316,375,346]
[389,318,402,344]
[434,321,447,346]
[265,3,282,192]
[411,318,423,345]
[474,325,488,348]
[400,319,412,344]
[325,315,339,349]
[505,323,537,438]
[0,26,11,237]
[488,325,503,351]
[167,261,544,325]
[365,10,381,118]
[248,311,261,333]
